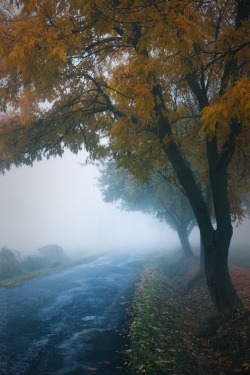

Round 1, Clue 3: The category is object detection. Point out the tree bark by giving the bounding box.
[204,132,244,313]
[203,228,243,313]
[167,136,243,313]
[151,66,244,313]
[200,233,205,270]
[176,226,193,257]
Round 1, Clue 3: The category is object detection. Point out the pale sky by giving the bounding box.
[0,150,179,256]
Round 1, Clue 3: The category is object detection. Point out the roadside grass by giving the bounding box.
[128,251,250,375]
[0,254,102,287]
[127,255,198,374]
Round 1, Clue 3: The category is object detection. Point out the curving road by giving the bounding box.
[1,251,148,375]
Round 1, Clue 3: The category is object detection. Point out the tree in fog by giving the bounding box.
[99,161,196,257]
[38,244,67,267]
[0,246,21,279]
[0,1,249,312]
[23,254,43,272]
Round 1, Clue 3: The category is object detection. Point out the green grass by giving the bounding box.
[127,248,250,375]
[0,254,101,288]
[0,263,68,287]
[127,255,193,375]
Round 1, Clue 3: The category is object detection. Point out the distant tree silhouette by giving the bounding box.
[37,244,67,267]
[0,246,21,279]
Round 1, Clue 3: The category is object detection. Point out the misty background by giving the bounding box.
[0,150,248,258]
[0,150,178,257]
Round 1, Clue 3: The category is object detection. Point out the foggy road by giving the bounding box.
[1,252,148,375]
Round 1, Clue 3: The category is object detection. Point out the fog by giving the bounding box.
[0,150,180,257]
[0,149,248,259]
[189,221,249,248]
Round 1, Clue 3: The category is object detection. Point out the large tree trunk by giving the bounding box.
[204,134,244,313]
[161,134,243,313]
[152,73,244,313]
[203,228,243,313]
[176,226,193,257]
[200,233,205,270]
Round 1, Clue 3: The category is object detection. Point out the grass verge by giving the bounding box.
[127,252,250,374]
[127,255,198,374]
[0,254,102,288]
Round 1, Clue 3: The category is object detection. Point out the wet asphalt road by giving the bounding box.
[1,251,148,375]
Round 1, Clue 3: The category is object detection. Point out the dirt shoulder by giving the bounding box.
[127,253,250,374]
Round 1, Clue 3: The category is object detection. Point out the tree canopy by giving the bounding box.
[0,0,249,312]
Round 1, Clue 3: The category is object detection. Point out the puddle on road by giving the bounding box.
[81,315,105,325]
[55,327,109,374]
[82,315,97,322]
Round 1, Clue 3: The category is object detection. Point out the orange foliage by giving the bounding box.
[0,1,249,230]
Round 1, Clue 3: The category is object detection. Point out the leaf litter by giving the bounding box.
[126,254,250,374]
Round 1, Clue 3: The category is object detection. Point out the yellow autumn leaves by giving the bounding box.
[201,79,250,138]
[0,0,249,192]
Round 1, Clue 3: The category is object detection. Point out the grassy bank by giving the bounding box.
[0,254,102,288]
[128,252,250,374]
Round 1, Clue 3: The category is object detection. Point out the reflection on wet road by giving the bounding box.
[3,252,148,375]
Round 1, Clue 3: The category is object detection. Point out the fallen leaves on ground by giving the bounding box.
[127,254,250,374]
